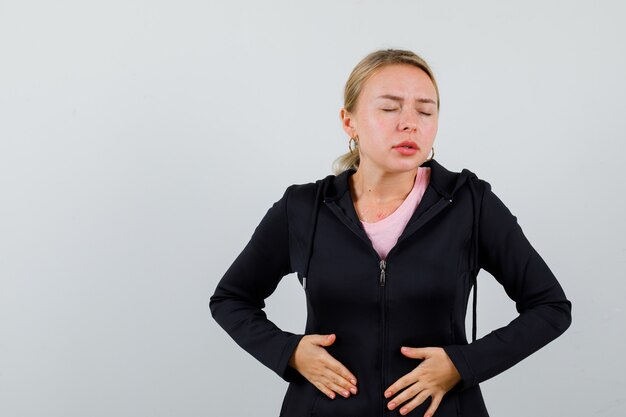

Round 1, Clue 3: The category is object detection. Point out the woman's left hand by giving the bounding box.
[384,347,461,417]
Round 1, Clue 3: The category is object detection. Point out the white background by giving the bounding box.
[1,1,625,416]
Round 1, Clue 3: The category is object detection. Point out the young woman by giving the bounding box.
[209,49,572,417]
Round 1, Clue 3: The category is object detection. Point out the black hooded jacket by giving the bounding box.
[209,158,572,417]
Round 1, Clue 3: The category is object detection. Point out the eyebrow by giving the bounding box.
[376,94,437,105]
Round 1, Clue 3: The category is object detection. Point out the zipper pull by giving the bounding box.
[379,260,386,286]
[303,276,307,290]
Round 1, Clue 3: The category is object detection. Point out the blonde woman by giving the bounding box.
[210,48,571,417]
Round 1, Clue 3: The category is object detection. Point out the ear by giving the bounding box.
[340,108,356,137]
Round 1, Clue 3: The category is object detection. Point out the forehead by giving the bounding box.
[362,64,436,99]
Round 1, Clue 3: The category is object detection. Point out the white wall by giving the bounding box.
[1,1,624,416]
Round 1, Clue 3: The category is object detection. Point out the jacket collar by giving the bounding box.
[322,158,473,201]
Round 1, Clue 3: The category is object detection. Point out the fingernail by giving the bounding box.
[350,378,356,385]
[389,402,396,409]
[385,391,393,397]
[350,387,357,394]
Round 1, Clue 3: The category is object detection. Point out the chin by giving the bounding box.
[386,163,420,174]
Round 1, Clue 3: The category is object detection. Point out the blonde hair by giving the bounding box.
[331,48,440,175]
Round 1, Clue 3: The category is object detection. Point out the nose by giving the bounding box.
[399,109,418,132]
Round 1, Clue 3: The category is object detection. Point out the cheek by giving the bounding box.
[423,119,438,137]
[361,116,390,137]
[372,116,396,132]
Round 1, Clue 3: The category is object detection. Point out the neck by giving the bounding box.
[350,165,418,204]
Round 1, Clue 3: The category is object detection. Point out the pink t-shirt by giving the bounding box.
[360,167,431,260]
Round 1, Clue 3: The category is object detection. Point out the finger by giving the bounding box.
[323,355,358,388]
[401,346,431,359]
[317,334,336,346]
[323,365,358,395]
[398,389,432,416]
[321,376,353,398]
[387,381,424,411]
[312,380,336,400]
[384,369,420,398]
[424,393,443,417]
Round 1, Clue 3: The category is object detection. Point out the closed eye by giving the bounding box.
[382,108,432,116]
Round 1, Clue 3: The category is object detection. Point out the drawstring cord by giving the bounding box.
[468,176,480,343]
[301,183,324,290]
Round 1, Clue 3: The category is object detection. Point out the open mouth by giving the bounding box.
[393,141,418,150]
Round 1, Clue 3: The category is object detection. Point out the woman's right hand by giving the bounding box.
[288,333,358,399]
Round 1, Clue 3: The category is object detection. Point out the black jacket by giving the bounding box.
[209,158,572,417]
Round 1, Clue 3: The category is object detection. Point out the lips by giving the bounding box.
[392,141,418,156]
[393,141,418,150]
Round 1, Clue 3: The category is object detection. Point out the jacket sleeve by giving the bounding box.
[209,185,305,383]
[443,179,572,392]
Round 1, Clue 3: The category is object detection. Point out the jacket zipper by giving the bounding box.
[323,197,453,416]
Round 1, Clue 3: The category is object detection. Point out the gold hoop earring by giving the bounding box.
[349,135,359,155]
[425,147,435,161]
